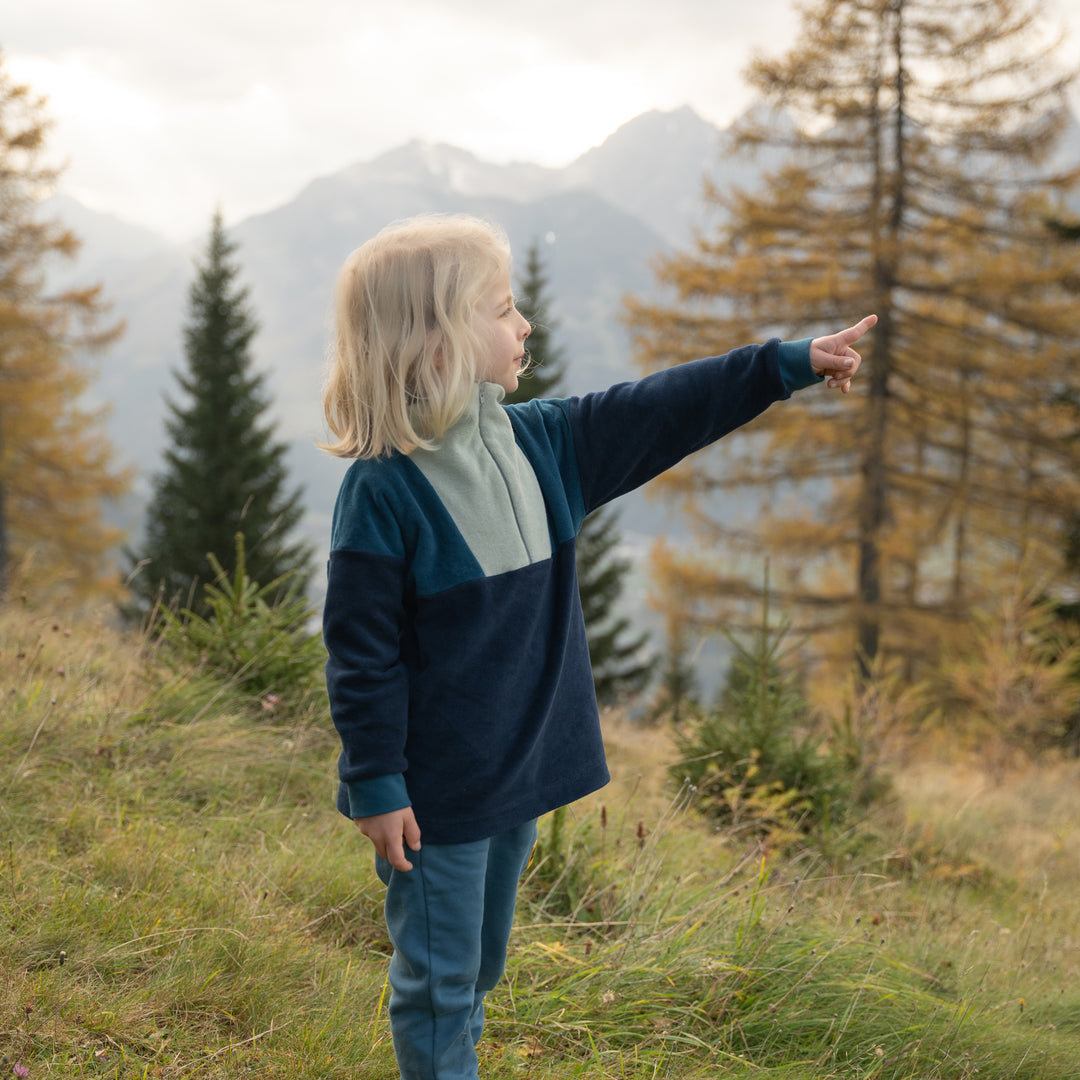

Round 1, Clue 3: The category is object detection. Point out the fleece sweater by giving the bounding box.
[323,338,820,845]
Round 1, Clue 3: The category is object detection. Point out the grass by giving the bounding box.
[2,605,1080,1077]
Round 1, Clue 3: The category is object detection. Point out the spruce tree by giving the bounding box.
[505,242,567,404]
[128,211,313,615]
[509,241,653,703]
[575,506,653,703]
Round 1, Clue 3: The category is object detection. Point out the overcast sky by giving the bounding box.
[6,0,1079,244]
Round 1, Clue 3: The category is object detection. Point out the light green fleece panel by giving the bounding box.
[410,383,552,576]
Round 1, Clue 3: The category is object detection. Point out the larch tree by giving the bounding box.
[127,211,313,616]
[0,55,129,599]
[627,0,1080,678]
[508,241,653,703]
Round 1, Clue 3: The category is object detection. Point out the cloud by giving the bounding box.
[11,0,788,239]
[6,0,1077,241]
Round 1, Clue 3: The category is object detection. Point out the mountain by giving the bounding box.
[560,105,733,243]
[47,195,174,284]
[45,102,1080,645]
[50,106,733,555]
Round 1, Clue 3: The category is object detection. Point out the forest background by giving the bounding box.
[5,0,1080,1075]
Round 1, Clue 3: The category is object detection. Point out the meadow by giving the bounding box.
[2,602,1079,1078]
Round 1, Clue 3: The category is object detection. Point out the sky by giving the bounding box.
[6,0,1079,244]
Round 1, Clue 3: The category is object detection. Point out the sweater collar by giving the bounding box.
[476,380,506,410]
[447,381,506,434]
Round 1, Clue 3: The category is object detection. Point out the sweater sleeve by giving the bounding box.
[563,338,814,514]
[323,468,413,820]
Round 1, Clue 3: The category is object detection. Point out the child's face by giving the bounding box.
[476,267,530,395]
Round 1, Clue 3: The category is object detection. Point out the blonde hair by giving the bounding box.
[319,214,511,459]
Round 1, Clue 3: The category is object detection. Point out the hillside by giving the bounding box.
[3,603,1080,1077]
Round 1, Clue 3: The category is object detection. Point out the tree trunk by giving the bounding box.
[857,0,910,677]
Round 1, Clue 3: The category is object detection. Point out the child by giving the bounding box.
[320,213,875,1080]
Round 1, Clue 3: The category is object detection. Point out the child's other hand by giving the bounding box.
[810,314,877,393]
[355,807,422,871]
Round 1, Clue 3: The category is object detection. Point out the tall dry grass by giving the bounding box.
[2,603,1079,1077]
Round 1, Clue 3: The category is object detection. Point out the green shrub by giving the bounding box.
[669,605,872,845]
[155,532,326,709]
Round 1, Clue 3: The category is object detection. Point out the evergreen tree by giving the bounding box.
[0,54,129,599]
[505,243,566,404]
[668,597,871,840]
[509,241,653,703]
[128,211,313,615]
[627,0,1080,678]
[576,503,653,703]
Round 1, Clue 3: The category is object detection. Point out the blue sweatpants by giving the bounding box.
[375,819,538,1080]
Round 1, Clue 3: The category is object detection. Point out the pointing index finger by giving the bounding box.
[841,313,878,344]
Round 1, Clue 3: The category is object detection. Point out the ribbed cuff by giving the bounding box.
[343,773,411,819]
[777,339,819,393]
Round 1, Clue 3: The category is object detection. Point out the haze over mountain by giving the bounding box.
[48,102,1080,615]
[53,105,749,548]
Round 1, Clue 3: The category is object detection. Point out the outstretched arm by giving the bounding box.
[810,314,877,394]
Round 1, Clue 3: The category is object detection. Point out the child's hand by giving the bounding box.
[355,806,422,871]
[810,314,877,393]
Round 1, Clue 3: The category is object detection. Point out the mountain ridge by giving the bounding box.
[44,101,1080,594]
[53,105,721,560]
